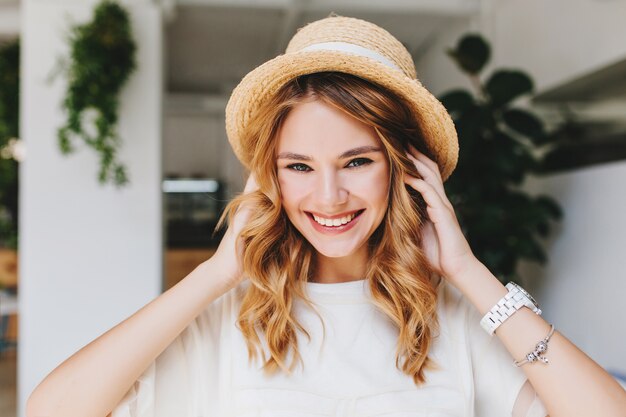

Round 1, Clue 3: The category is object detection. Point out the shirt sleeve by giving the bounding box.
[463,292,548,417]
[110,288,231,417]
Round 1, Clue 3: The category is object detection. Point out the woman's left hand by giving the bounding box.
[403,144,477,282]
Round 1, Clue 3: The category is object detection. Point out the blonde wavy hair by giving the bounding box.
[217,72,441,386]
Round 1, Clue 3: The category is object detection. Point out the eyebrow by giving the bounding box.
[276,146,382,161]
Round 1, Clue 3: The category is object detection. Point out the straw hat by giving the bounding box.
[225,14,459,181]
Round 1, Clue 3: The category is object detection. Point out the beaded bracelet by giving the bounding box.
[513,324,555,367]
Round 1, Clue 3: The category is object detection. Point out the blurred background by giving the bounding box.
[1,0,626,416]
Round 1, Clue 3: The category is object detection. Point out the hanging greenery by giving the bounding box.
[0,39,19,249]
[440,34,564,283]
[56,0,137,186]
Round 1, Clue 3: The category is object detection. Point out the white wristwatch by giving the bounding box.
[480,282,542,335]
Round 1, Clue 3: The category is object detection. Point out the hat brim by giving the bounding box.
[226,50,458,181]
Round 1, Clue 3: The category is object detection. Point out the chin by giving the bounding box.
[308,240,362,258]
[315,247,353,258]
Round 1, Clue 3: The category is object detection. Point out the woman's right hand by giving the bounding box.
[211,173,259,287]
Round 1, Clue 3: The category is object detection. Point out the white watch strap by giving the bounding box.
[480,282,542,335]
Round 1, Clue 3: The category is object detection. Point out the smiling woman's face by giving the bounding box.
[275,98,390,258]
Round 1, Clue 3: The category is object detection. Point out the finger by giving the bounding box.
[406,152,453,211]
[404,175,460,230]
[407,143,440,176]
[407,144,442,181]
[403,175,449,214]
[243,172,259,193]
[406,152,443,194]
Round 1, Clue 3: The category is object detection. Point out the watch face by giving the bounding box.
[513,283,538,306]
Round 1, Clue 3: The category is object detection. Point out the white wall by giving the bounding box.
[518,161,626,373]
[163,111,245,199]
[489,0,626,92]
[416,0,626,372]
[19,1,163,416]
[164,114,222,178]
[415,16,475,96]
[418,0,626,95]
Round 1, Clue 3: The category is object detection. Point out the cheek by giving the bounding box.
[352,167,390,205]
[369,172,390,226]
[278,174,309,211]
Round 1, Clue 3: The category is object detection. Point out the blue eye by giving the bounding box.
[286,163,312,172]
[284,158,373,173]
[346,158,373,168]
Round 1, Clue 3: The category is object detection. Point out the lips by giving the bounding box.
[308,208,362,219]
[306,209,365,234]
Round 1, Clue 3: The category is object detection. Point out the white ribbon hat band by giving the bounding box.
[299,41,401,72]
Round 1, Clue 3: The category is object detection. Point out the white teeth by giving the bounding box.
[312,212,358,227]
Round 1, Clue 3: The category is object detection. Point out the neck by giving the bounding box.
[310,246,368,284]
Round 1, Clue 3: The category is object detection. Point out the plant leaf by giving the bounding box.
[535,195,564,220]
[517,237,547,264]
[486,70,533,107]
[446,34,490,75]
[439,90,474,116]
[502,108,547,143]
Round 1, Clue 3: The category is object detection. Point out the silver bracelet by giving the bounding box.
[513,324,555,367]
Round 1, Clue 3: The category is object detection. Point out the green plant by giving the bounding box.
[440,34,563,283]
[0,39,19,249]
[56,0,137,186]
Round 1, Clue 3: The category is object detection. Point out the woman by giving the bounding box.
[27,15,626,417]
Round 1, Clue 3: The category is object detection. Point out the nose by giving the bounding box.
[315,168,349,208]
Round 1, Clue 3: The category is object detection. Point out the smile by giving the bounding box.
[306,209,365,234]
[312,211,359,226]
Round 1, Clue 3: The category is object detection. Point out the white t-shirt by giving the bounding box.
[112,277,548,417]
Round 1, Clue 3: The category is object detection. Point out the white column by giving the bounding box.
[19,1,163,415]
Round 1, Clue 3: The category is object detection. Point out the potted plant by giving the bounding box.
[55,0,137,186]
[440,34,564,283]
